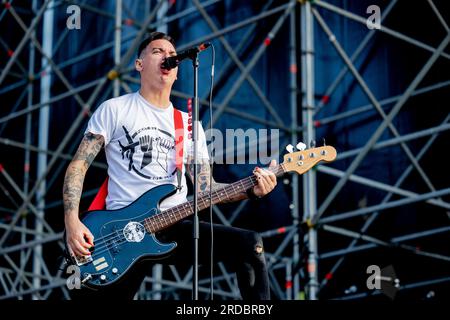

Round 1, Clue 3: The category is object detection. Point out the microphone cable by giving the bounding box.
[207,43,215,300]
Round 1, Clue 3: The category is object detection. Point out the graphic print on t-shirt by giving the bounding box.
[118,125,177,180]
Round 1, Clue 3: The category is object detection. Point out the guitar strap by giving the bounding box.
[88,177,108,211]
[88,107,184,211]
[173,107,184,190]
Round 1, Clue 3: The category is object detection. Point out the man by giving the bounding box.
[63,32,277,300]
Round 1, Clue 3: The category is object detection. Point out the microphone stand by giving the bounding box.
[190,52,200,301]
[172,44,209,300]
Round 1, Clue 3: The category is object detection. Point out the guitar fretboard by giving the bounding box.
[143,164,286,233]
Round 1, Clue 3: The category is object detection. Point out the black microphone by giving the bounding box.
[161,42,211,70]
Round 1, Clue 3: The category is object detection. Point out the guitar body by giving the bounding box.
[66,184,178,289]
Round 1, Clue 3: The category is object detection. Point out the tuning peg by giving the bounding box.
[310,140,316,148]
[322,138,326,146]
[286,144,294,153]
[296,142,306,151]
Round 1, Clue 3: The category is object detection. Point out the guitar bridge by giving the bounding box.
[74,254,93,266]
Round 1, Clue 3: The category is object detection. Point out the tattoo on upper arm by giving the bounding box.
[73,133,104,170]
[63,133,104,215]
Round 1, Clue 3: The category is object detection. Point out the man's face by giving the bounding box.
[136,39,178,88]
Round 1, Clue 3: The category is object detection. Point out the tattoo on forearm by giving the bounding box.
[63,133,104,215]
[186,156,247,203]
[63,166,84,214]
[187,158,211,193]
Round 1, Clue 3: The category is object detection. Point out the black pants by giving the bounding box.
[69,220,270,300]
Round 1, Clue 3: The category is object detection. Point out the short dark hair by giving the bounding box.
[137,32,176,58]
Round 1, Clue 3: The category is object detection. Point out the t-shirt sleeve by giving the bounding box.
[84,101,117,145]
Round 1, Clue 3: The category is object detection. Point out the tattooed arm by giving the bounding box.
[63,133,104,257]
[185,156,247,203]
[185,156,278,204]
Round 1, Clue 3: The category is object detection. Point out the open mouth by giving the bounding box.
[160,68,170,75]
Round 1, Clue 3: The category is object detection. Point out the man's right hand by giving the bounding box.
[65,216,94,257]
[62,133,103,258]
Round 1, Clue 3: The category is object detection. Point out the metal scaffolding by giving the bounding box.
[0,0,449,301]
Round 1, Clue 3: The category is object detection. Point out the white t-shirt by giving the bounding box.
[85,91,209,211]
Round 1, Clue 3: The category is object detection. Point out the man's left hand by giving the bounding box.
[252,159,277,198]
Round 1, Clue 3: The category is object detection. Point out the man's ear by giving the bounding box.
[135,58,143,71]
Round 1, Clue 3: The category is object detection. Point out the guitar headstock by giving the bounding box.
[282,145,337,175]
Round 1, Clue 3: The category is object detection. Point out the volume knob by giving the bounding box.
[100,274,107,282]
[112,268,118,274]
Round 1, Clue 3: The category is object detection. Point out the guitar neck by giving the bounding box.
[144,164,286,233]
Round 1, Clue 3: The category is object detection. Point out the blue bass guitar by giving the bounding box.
[64,146,336,289]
